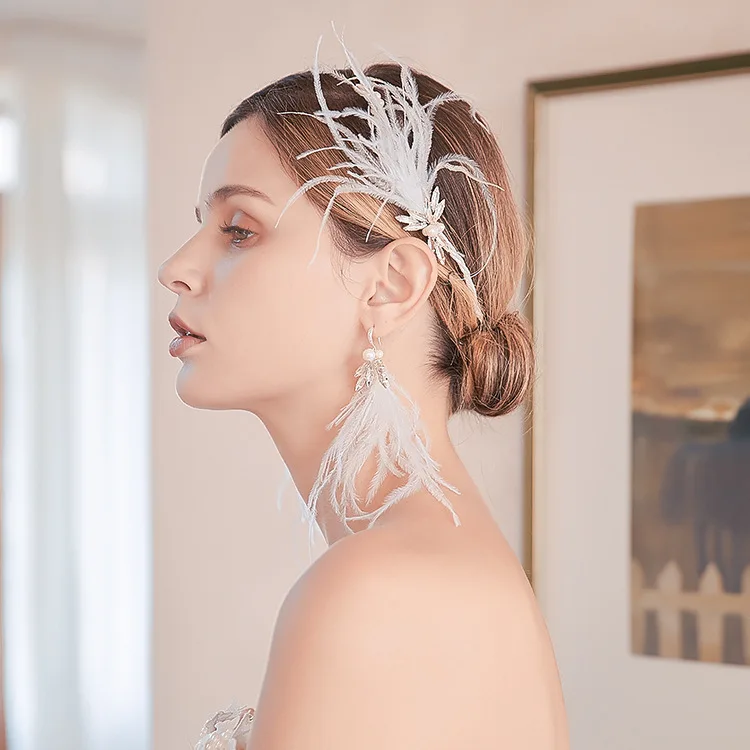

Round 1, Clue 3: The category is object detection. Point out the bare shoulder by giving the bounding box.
[248,524,568,749]
[285,521,538,629]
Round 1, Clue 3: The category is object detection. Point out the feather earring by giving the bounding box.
[303,327,461,547]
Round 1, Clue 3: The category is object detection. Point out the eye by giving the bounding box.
[219,221,257,249]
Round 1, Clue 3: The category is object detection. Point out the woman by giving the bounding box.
[158,31,569,750]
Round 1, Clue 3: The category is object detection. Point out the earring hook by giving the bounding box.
[367,326,383,350]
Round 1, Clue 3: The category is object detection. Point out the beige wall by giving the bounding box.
[148,2,748,747]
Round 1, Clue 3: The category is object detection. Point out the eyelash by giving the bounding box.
[219,221,257,249]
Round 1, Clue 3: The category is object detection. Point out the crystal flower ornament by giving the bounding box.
[194,704,255,750]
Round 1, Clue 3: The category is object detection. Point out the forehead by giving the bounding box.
[196,117,296,206]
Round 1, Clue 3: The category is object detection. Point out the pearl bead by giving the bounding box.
[363,348,377,361]
[374,349,383,359]
[422,223,444,238]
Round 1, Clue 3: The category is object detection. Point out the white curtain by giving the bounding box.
[1,25,150,750]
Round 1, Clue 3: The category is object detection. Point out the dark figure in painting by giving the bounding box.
[659,397,750,594]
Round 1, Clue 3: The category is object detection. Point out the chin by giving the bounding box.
[174,387,219,411]
[174,369,225,410]
[174,367,263,412]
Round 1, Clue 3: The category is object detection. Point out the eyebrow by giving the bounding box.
[195,184,274,222]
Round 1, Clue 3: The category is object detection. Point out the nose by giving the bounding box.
[157,236,205,295]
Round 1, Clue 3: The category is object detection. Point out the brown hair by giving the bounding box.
[221,63,534,417]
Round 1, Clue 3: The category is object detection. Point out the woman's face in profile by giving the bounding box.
[158,117,364,413]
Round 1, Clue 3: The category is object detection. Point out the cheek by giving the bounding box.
[214,244,361,390]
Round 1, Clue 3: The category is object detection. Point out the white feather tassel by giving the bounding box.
[303,329,460,547]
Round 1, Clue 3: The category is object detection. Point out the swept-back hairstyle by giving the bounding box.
[221,59,534,418]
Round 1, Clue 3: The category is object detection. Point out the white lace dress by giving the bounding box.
[194,703,255,749]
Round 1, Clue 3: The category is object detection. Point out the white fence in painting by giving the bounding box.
[631,559,750,664]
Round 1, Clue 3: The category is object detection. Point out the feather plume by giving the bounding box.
[274,23,503,323]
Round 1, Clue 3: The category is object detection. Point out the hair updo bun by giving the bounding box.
[223,59,535,418]
[450,312,535,418]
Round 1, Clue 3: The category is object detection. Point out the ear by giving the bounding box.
[362,236,438,337]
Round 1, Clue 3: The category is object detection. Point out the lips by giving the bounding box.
[169,312,206,340]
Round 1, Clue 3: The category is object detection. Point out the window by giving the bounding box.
[1,26,150,750]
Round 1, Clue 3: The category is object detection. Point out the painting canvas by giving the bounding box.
[630,195,750,665]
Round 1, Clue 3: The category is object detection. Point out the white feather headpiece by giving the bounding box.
[273,24,503,323]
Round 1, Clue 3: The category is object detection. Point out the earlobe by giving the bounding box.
[365,237,438,336]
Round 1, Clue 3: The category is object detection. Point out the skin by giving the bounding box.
[157,117,569,749]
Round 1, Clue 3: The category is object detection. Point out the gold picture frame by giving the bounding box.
[524,50,750,585]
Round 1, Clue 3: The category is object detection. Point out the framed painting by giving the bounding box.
[525,52,750,749]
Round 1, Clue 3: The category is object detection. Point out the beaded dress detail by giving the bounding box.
[194,704,255,750]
